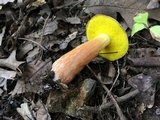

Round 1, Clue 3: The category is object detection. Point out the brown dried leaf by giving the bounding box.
[84,0,160,28]
[147,0,159,9]
[34,99,51,120]
[11,79,25,96]
[12,59,52,95]
[0,50,24,71]
[24,58,52,93]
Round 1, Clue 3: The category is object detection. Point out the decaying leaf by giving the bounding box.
[0,50,24,71]
[17,103,34,120]
[128,72,157,108]
[16,41,34,60]
[60,31,78,50]
[66,17,81,24]
[128,73,153,92]
[0,0,15,4]
[32,0,46,7]
[84,0,116,19]
[11,79,25,96]
[0,68,16,79]
[147,0,159,9]
[84,0,103,6]
[44,19,58,35]
[26,47,39,62]
[0,88,3,96]
[33,99,51,120]
[84,0,160,28]
[0,77,7,91]
[24,58,52,93]
[0,26,5,46]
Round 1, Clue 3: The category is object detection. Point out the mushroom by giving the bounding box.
[51,14,128,85]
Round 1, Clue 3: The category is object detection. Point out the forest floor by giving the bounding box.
[1,0,160,120]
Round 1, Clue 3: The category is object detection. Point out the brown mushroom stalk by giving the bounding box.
[52,34,110,84]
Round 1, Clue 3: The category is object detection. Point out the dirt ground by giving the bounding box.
[1,0,160,120]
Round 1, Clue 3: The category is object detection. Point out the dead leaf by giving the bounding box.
[0,26,5,46]
[44,19,58,35]
[0,68,16,79]
[128,72,156,108]
[34,99,51,120]
[17,0,36,9]
[85,0,103,6]
[0,77,7,90]
[24,58,52,93]
[0,88,3,96]
[11,79,25,96]
[26,47,39,62]
[84,0,160,28]
[60,31,78,50]
[17,103,34,120]
[32,0,46,7]
[84,0,116,18]
[0,50,24,71]
[0,0,15,4]
[128,73,153,92]
[16,41,34,60]
[84,6,116,19]
[66,17,81,24]
[147,0,159,9]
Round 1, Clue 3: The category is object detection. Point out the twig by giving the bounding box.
[18,38,47,51]
[87,65,127,120]
[109,60,120,92]
[82,89,139,113]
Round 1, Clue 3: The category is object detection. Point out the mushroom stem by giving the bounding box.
[52,33,110,84]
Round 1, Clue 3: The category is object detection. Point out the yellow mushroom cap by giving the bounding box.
[86,14,129,61]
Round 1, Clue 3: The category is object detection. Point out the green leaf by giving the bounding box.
[131,23,146,37]
[149,25,160,42]
[133,12,148,26]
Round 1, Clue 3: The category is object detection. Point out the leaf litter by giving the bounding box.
[0,0,160,119]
